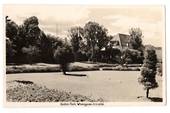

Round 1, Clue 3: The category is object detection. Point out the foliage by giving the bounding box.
[6,16,67,64]
[69,26,85,61]
[6,16,18,40]
[84,21,109,61]
[22,45,41,64]
[53,44,74,74]
[69,26,84,52]
[121,48,144,64]
[99,47,121,63]
[157,63,162,76]
[6,16,146,65]
[6,38,16,63]
[40,33,64,63]
[138,46,158,98]
[129,28,144,51]
[20,16,41,46]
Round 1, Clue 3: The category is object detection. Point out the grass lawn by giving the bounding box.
[6,71,163,102]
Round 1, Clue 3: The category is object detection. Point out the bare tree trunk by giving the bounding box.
[146,88,149,98]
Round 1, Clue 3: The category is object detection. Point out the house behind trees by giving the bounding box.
[100,33,144,64]
[108,33,131,50]
[99,33,131,63]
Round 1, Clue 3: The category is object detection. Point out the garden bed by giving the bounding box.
[6,63,61,74]
[6,80,103,102]
[6,62,143,74]
[101,65,140,71]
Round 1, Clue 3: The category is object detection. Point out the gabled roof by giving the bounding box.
[111,33,130,49]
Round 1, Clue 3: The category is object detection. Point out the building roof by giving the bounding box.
[110,33,130,49]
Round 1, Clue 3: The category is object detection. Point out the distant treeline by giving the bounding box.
[6,16,150,65]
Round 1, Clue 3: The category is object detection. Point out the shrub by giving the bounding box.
[138,46,158,98]
[53,44,74,75]
[122,48,144,64]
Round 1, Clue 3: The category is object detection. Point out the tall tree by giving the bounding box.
[84,21,108,61]
[129,28,144,51]
[69,26,84,61]
[16,16,41,49]
[22,16,41,46]
[8,16,42,64]
[6,16,18,40]
[138,46,158,98]
[6,16,19,63]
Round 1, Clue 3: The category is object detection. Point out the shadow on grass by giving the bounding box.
[149,97,163,102]
[64,73,87,77]
[137,96,163,102]
[14,80,34,85]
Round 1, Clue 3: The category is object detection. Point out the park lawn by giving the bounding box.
[6,71,163,102]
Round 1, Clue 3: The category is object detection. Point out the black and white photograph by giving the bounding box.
[4,4,165,106]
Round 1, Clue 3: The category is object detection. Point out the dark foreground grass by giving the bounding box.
[6,80,103,102]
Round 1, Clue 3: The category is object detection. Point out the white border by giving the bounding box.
[0,0,170,113]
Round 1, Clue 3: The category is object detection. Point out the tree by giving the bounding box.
[6,16,18,64]
[22,45,41,64]
[69,26,84,61]
[41,34,63,63]
[6,38,16,63]
[16,16,41,49]
[121,49,133,65]
[6,16,18,40]
[129,28,144,51]
[138,46,158,98]
[121,48,144,64]
[84,21,108,62]
[22,16,41,46]
[53,44,74,75]
[100,45,121,63]
[14,16,41,63]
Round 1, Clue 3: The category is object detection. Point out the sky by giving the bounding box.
[4,5,165,47]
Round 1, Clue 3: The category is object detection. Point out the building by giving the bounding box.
[109,33,131,50]
[101,33,131,51]
[99,33,131,63]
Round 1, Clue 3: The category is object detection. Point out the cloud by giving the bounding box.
[4,5,164,46]
[4,5,90,23]
[103,15,164,46]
